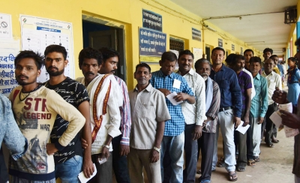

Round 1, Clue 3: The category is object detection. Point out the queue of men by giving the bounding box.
[0,43,297,183]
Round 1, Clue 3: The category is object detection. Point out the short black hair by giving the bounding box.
[135,62,151,73]
[263,48,273,54]
[161,51,177,63]
[44,44,67,60]
[288,57,297,63]
[270,55,278,59]
[78,47,103,67]
[15,50,44,70]
[233,55,245,65]
[179,50,194,59]
[244,49,254,55]
[249,56,262,64]
[225,53,237,66]
[99,47,120,62]
[212,47,225,55]
[194,58,211,70]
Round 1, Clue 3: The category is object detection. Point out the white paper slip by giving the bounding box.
[166,92,183,106]
[78,163,97,183]
[284,126,300,138]
[278,102,293,113]
[235,121,250,135]
[269,111,283,128]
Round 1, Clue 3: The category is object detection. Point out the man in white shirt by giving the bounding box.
[177,50,206,183]
[76,47,122,183]
[262,58,282,147]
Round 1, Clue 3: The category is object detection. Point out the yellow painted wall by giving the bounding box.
[0,0,262,89]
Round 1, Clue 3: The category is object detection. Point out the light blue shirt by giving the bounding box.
[0,94,27,160]
[150,70,194,136]
[250,74,268,118]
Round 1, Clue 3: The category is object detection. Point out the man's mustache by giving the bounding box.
[200,73,209,77]
[18,75,28,79]
[47,66,58,70]
[85,72,95,75]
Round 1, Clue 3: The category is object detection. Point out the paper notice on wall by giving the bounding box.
[0,40,20,96]
[20,15,74,83]
[0,13,12,39]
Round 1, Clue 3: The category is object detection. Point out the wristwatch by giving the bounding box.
[103,144,110,149]
[153,146,160,153]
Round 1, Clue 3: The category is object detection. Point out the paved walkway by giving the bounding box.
[199,128,295,183]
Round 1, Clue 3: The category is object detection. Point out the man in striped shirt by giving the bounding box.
[99,47,131,183]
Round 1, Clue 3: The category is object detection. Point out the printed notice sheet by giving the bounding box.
[20,15,74,83]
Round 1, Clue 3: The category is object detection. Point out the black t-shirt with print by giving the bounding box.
[45,77,89,164]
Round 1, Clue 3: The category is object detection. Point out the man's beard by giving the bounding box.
[47,67,64,76]
[200,73,209,81]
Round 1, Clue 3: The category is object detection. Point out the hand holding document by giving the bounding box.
[235,121,250,135]
[166,92,183,106]
[270,102,299,137]
[78,163,97,183]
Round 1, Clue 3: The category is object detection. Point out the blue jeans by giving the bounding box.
[161,132,184,183]
[212,109,236,172]
[55,155,83,183]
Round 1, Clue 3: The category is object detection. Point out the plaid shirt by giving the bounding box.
[150,70,194,136]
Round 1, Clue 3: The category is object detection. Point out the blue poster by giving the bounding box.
[139,27,166,57]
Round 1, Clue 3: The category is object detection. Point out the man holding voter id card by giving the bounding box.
[150,51,195,183]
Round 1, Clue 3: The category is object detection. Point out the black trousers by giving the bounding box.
[264,103,278,145]
[197,132,215,182]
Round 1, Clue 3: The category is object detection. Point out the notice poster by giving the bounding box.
[0,40,20,96]
[0,13,12,39]
[20,15,74,83]
[139,27,166,62]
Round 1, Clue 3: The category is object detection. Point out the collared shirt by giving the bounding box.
[150,70,194,136]
[203,79,221,133]
[262,71,282,105]
[243,68,256,99]
[77,74,122,154]
[114,76,131,146]
[250,74,268,118]
[0,94,27,160]
[129,84,171,149]
[177,68,206,126]
[210,64,242,117]
[237,70,252,112]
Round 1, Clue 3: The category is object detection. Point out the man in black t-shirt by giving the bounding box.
[44,45,94,182]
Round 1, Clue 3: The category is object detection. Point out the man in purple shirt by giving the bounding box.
[231,55,252,172]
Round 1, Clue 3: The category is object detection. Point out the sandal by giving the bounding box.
[217,157,225,167]
[237,166,246,172]
[247,159,255,166]
[228,171,238,181]
[254,156,260,162]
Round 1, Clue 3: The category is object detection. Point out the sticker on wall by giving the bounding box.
[142,9,162,32]
[0,13,12,39]
[192,28,201,42]
[20,15,74,83]
[218,38,223,48]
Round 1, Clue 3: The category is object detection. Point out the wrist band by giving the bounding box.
[153,146,160,152]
